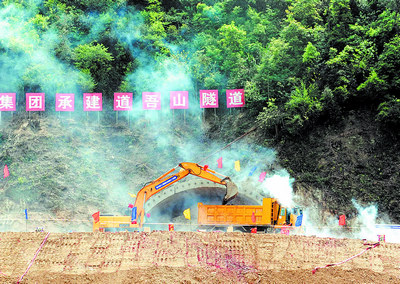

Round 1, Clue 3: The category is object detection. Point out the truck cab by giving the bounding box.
[276,206,303,226]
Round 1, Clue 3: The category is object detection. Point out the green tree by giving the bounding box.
[377,35,400,95]
[72,42,113,94]
[284,81,323,134]
[140,0,170,57]
[326,0,354,50]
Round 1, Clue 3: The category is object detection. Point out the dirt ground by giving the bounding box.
[0,231,399,284]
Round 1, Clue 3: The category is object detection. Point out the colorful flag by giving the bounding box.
[24,209,28,220]
[251,212,256,223]
[281,227,290,235]
[258,172,266,182]
[217,157,223,168]
[183,208,191,220]
[131,207,137,222]
[234,160,240,172]
[339,214,346,226]
[248,166,257,176]
[92,211,100,223]
[3,164,9,178]
[295,215,303,227]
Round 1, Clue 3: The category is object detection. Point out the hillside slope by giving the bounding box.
[0,114,188,224]
[278,109,400,223]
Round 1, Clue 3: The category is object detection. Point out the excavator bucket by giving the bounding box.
[222,178,238,205]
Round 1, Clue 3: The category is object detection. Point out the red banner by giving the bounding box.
[217,157,222,168]
[281,226,290,235]
[3,164,9,178]
[339,214,346,226]
[251,211,256,223]
[92,211,100,223]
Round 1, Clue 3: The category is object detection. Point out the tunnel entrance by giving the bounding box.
[146,187,257,228]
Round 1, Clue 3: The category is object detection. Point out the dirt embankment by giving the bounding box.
[0,232,399,283]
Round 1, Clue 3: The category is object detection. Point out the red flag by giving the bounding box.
[251,211,256,223]
[92,211,100,223]
[258,172,266,182]
[339,214,346,226]
[251,227,257,233]
[217,157,222,168]
[203,165,209,171]
[3,164,9,178]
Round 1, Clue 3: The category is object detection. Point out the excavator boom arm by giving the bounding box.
[133,162,238,226]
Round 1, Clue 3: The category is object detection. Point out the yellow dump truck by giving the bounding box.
[197,198,303,232]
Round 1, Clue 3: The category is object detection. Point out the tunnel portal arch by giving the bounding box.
[144,179,266,213]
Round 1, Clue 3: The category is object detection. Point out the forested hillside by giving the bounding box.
[0,0,399,224]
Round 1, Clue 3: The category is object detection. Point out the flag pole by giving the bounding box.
[24,209,28,232]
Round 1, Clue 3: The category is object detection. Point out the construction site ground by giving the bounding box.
[0,231,400,283]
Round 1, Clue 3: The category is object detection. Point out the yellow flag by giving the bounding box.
[183,208,191,220]
[129,193,136,198]
[235,160,241,172]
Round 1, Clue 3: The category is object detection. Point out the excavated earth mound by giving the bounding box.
[1,232,400,283]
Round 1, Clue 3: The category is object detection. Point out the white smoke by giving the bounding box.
[300,199,400,243]
[261,169,294,207]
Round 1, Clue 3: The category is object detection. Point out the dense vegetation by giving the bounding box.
[1,0,399,222]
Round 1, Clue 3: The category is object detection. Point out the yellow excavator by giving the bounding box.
[93,162,238,231]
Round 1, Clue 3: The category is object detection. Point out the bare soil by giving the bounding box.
[1,231,399,283]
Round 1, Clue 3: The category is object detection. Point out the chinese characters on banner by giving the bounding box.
[142,92,161,110]
[1,90,246,111]
[170,91,188,109]
[200,90,219,108]
[114,93,133,111]
[83,93,102,111]
[56,93,74,111]
[0,93,16,111]
[26,93,45,111]
[226,89,245,108]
